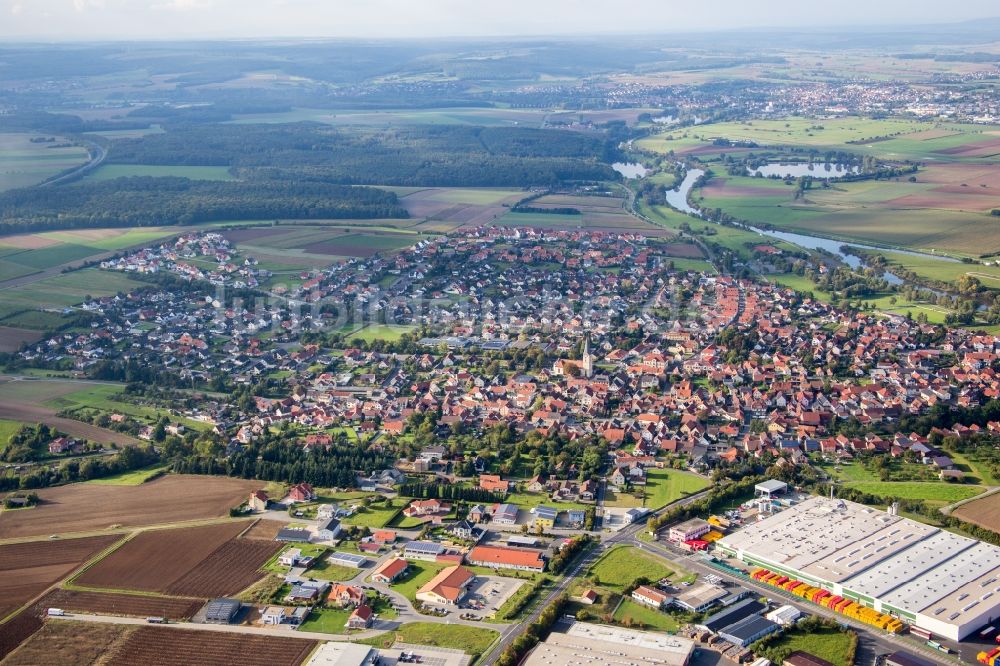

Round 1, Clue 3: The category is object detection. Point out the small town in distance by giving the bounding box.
[7,3,1000,666]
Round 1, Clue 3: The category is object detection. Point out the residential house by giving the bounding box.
[371,558,409,584]
[346,604,374,630]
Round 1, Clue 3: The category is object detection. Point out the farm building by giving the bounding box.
[371,558,409,584]
[403,540,444,561]
[327,552,367,569]
[717,495,1000,641]
[204,598,241,624]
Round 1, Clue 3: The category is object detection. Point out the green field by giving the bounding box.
[347,324,417,343]
[0,418,26,451]
[422,188,524,205]
[82,164,236,182]
[44,384,210,431]
[360,622,499,656]
[589,546,673,590]
[0,270,146,314]
[605,468,708,509]
[760,627,857,666]
[86,464,167,486]
[0,133,90,191]
[875,251,1000,289]
[612,598,680,631]
[639,117,1000,160]
[845,481,985,502]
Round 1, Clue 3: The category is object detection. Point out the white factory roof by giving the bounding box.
[719,496,901,571]
[798,518,936,583]
[879,542,1000,611]
[842,530,976,599]
[721,495,1000,638]
[917,564,1000,627]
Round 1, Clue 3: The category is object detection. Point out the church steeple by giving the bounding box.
[581,335,593,378]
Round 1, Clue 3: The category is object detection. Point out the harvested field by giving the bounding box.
[661,242,705,258]
[0,534,121,620]
[105,626,317,666]
[952,492,1000,532]
[0,475,262,539]
[0,611,43,661]
[0,326,42,352]
[75,522,247,593]
[242,519,287,540]
[2,620,132,666]
[34,589,203,620]
[221,227,285,243]
[165,537,281,597]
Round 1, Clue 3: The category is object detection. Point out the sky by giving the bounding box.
[1,0,998,40]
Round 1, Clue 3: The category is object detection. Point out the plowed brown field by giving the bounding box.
[953,492,1000,532]
[34,589,203,620]
[0,475,263,539]
[165,538,281,597]
[75,522,246,592]
[105,627,317,666]
[0,534,121,619]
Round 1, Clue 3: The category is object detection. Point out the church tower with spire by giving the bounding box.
[581,335,594,378]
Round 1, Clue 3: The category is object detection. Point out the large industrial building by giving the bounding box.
[524,621,695,666]
[716,495,1000,641]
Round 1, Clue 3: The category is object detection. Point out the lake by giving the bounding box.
[664,168,705,215]
[752,162,859,178]
[612,162,648,179]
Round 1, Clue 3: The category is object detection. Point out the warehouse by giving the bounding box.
[717,496,1000,641]
[525,621,694,666]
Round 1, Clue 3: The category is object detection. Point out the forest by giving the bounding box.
[0,177,407,232]
[105,123,620,187]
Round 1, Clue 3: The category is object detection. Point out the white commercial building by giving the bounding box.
[525,621,695,666]
[717,495,1000,641]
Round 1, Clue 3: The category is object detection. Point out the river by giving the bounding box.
[662,167,957,285]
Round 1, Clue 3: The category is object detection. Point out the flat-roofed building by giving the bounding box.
[716,495,1000,640]
[669,518,712,543]
[524,621,695,666]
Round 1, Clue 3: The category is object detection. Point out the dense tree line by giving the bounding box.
[0,177,407,232]
[495,594,569,666]
[397,483,506,503]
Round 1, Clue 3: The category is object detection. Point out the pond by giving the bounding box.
[752,162,859,178]
[612,162,648,179]
[664,168,704,215]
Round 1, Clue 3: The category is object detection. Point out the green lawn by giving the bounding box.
[761,627,857,666]
[505,490,588,511]
[0,418,26,451]
[341,503,400,528]
[605,468,708,510]
[86,464,167,486]
[589,546,673,590]
[845,481,985,502]
[360,622,499,656]
[44,384,210,431]
[612,598,680,632]
[308,557,359,582]
[384,560,450,602]
[298,607,351,634]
